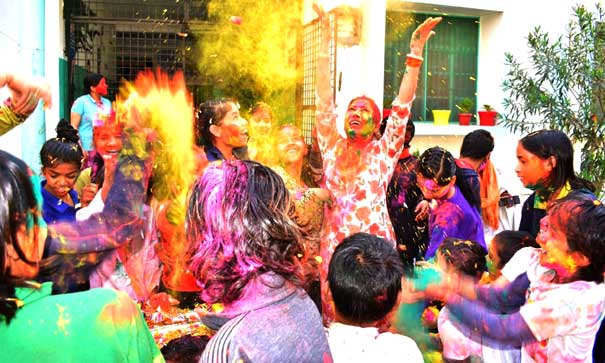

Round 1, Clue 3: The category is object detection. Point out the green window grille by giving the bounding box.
[384,12,479,122]
[299,13,337,145]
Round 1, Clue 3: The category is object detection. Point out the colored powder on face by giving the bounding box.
[358,116,375,138]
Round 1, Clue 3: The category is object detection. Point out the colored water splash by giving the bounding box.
[116,70,197,226]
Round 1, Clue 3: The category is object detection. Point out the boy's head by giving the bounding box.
[460,129,494,161]
[437,238,487,279]
[328,233,404,325]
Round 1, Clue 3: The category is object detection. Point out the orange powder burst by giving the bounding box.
[116,70,197,226]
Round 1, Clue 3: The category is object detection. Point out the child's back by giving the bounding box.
[327,322,422,362]
[326,232,423,363]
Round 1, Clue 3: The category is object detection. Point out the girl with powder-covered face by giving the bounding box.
[416,146,486,259]
[0,140,162,362]
[246,101,276,165]
[313,4,441,324]
[196,99,249,162]
[271,124,332,308]
[39,120,84,225]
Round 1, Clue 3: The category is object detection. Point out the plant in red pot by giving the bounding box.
[478,104,498,126]
[456,97,474,125]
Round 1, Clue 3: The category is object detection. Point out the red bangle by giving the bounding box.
[406,53,423,68]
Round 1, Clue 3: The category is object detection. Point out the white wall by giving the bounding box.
[0,0,27,157]
[304,0,387,127]
[477,0,597,113]
[0,0,63,166]
[45,0,63,136]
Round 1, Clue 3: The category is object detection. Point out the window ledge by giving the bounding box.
[413,122,509,136]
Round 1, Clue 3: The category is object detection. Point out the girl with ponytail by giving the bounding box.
[39,119,84,224]
[416,146,486,259]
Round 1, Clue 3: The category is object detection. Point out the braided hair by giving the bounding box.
[417,146,481,212]
[39,119,84,170]
[438,237,487,279]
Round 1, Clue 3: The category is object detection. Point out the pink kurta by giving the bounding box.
[316,98,410,322]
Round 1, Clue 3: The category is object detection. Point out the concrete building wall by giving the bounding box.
[0,0,64,170]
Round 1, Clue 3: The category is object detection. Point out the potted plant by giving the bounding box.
[455,97,474,125]
[478,104,498,126]
[431,109,451,126]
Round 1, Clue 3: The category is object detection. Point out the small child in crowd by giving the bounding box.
[39,119,83,224]
[326,232,423,363]
[487,230,537,282]
[436,237,520,363]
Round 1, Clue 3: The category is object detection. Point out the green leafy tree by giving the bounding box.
[502,4,605,194]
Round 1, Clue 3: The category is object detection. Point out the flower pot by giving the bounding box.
[458,113,472,126]
[432,110,451,126]
[478,110,498,126]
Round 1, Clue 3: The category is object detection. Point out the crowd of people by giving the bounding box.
[1,9,604,363]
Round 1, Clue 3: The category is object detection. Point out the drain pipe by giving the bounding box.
[20,0,46,173]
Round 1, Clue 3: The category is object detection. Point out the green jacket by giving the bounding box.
[0,282,164,363]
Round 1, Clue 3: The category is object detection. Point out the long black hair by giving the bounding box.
[0,151,42,323]
[520,130,594,193]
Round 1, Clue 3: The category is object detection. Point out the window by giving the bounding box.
[384,12,479,122]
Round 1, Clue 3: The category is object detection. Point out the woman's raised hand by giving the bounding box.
[1,73,52,115]
[410,17,442,57]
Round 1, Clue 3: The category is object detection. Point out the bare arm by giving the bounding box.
[71,111,82,130]
[447,294,537,345]
[396,17,441,105]
[0,73,51,135]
